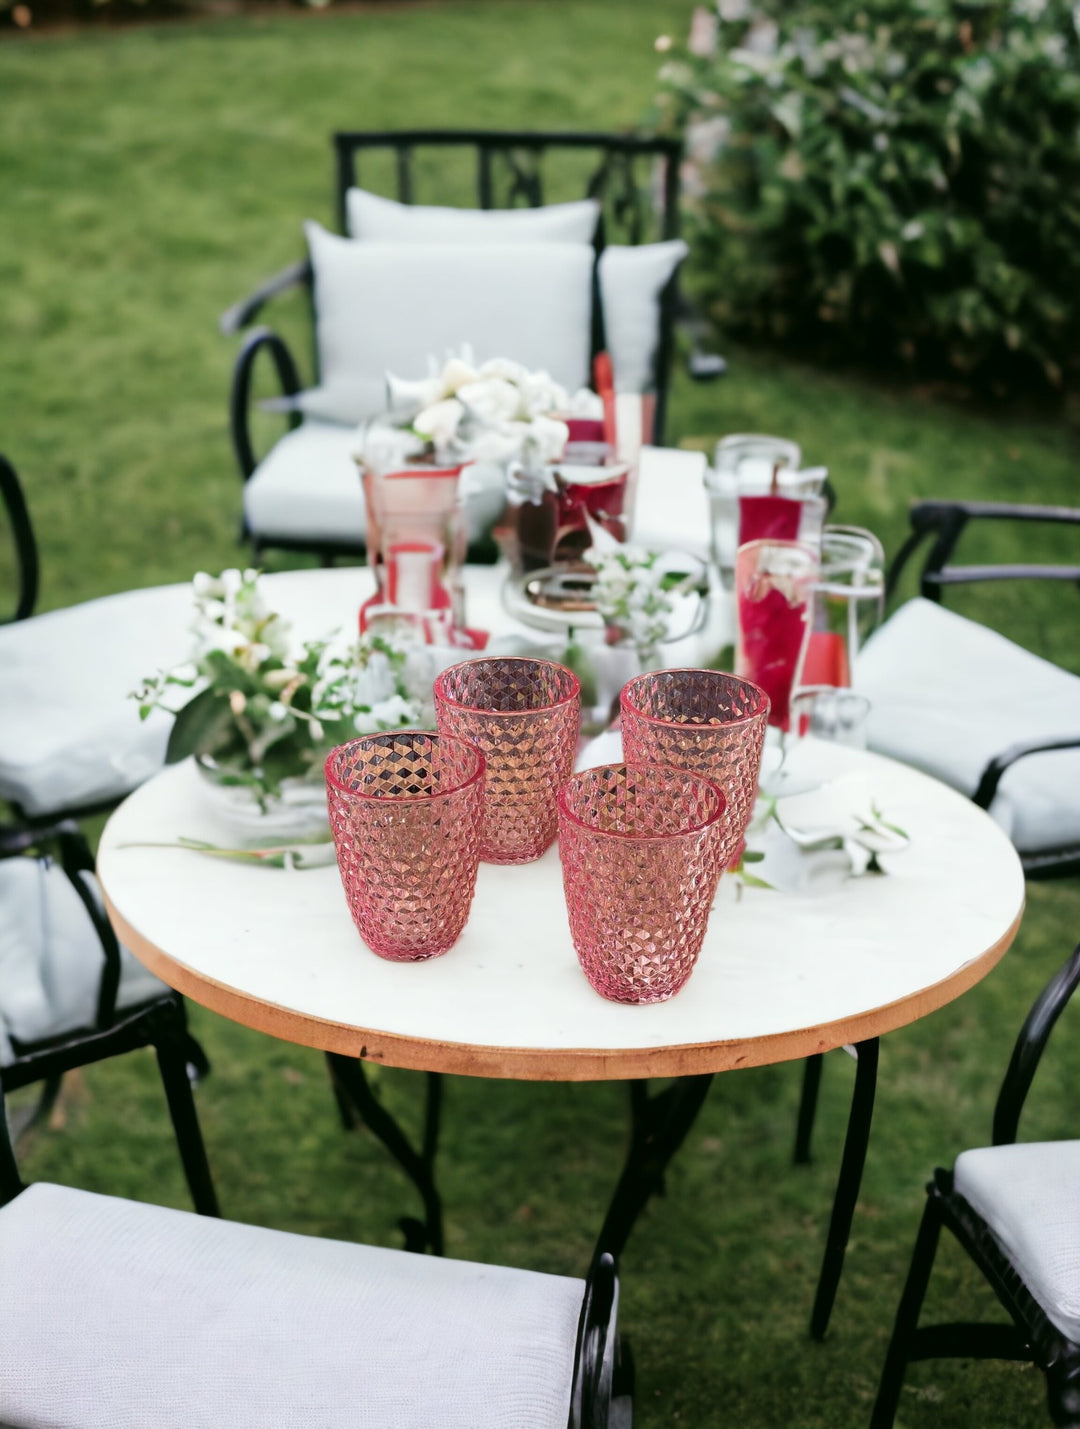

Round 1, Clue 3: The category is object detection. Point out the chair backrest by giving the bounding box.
[332,130,684,443]
[333,129,682,246]
[0,454,38,623]
[992,938,1080,1147]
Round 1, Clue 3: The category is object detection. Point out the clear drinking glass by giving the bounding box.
[787,686,872,749]
[619,669,769,867]
[434,657,581,865]
[325,731,486,962]
[558,762,726,1004]
[735,539,820,730]
[802,526,886,687]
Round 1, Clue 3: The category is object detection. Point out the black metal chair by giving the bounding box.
[871,939,1080,1427]
[874,498,1080,878]
[222,129,720,564]
[796,500,1080,1343]
[0,1071,621,1429]
[0,820,218,1215]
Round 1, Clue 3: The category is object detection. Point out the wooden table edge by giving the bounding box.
[105,892,1025,1082]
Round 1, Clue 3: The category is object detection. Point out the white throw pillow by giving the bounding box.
[598,240,688,394]
[298,222,595,426]
[346,187,600,245]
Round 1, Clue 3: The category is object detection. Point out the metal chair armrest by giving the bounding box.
[0,454,39,622]
[972,734,1080,811]
[219,258,311,337]
[229,326,303,485]
[887,500,1080,603]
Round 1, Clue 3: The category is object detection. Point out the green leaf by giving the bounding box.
[165,687,233,764]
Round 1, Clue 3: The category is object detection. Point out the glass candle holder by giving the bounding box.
[558,762,726,1004]
[325,731,485,961]
[619,669,769,868]
[434,657,581,865]
[735,539,820,730]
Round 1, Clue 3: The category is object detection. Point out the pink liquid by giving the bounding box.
[736,585,811,729]
[738,494,801,545]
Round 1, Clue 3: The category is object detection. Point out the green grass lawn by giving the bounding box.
[2,4,1079,1426]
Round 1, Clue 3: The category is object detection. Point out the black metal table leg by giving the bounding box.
[810,1037,879,1340]
[326,1053,444,1255]
[794,1053,823,1165]
[593,1073,714,1267]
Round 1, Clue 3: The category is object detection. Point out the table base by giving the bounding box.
[325,1057,719,1269]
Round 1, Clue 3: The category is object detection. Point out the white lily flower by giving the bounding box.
[519,371,569,417]
[478,356,530,385]
[456,377,523,425]
[439,357,480,395]
[412,397,465,448]
[521,415,569,466]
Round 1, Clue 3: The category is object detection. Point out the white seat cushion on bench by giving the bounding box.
[0,859,167,1066]
[0,1182,592,1429]
[954,1140,1080,1343]
[243,418,508,548]
[0,581,194,817]
[854,598,1080,854]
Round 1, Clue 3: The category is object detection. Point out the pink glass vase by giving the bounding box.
[434,657,581,865]
[619,669,769,869]
[325,731,485,961]
[558,762,726,1003]
[734,539,819,730]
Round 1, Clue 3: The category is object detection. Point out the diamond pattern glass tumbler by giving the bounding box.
[558,763,726,1003]
[434,657,581,864]
[325,731,485,961]
[619,669,770,868]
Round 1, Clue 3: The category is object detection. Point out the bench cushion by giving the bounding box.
[0,1182,588,1429]
[855,598,1080,855]
[954,1140,1080,1343]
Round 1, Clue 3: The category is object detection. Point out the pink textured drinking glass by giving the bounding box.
[434,657,581,864]
[619,669,769,868]
[735,538,819,730]
[325,731,485,961]
[558,763,726,1004]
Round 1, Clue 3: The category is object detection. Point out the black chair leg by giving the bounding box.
[810,1037,879,1340]
[794,1053,824,1164]
[870,1194,942,1428]
[154,1033,220,1217]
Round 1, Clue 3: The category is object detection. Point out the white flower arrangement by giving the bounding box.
[356,347,603,473]
[134,568,428,806]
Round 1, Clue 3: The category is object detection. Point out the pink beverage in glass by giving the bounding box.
[734,539,819,730]
[619,669,769,869]
[737,493,802,545]
[434,657,581,865]
[558,763,726,1003]
[325,731,485,961]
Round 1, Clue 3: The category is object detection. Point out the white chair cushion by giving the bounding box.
[296,223,595,426]
[0,860,167,1066]
[243,419,507,546]
[598,241,687,394]
[0,1182,590,1429]
[0,582,194,817]
[954,1140,1080,1343]
[629,445,710,561]
[346,187,600,244]
[854,598,1080,854]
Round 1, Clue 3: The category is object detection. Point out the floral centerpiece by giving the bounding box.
[356,348,603,474]
[134,569,427,837]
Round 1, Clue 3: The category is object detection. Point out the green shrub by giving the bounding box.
[655,0,1080,391]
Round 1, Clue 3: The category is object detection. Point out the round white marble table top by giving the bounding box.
[99,729,1024,1080]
